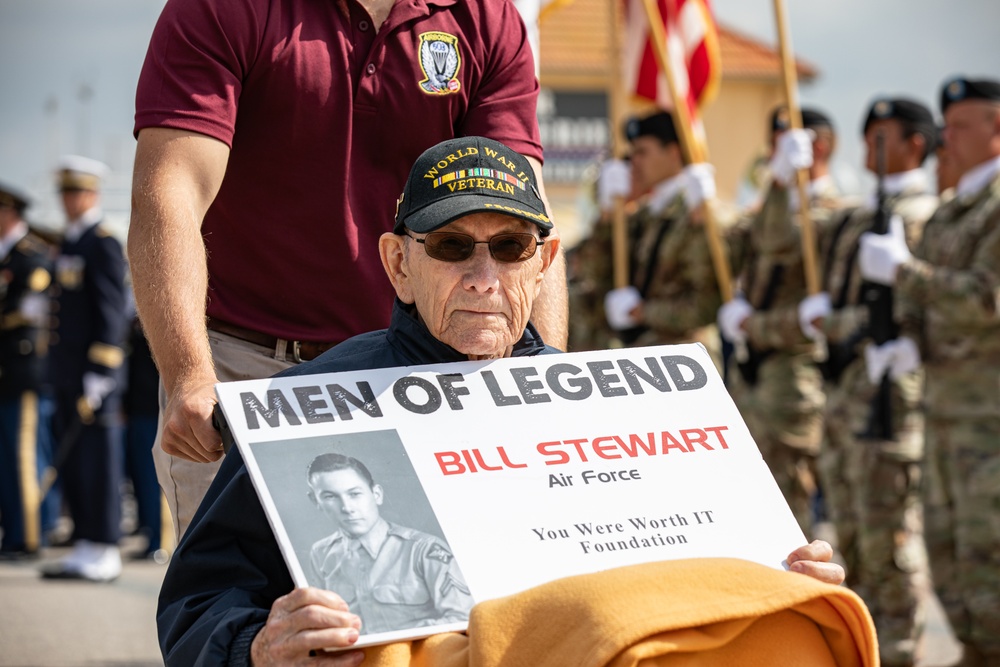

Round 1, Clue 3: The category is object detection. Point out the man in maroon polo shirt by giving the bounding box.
[129,0,568,539]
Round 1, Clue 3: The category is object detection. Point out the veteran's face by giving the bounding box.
[380,212,558,359]
[943,100,1000,177]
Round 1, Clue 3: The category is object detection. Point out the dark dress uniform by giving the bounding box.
[48,220,128,546]
[0,229,53,554]
[124,314,165,556]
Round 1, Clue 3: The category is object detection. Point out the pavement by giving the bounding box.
[0,536,165,667]
[0,527,965,667]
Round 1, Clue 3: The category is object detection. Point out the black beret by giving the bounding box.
[624,111,679,145]
[940,76,1000,113]
[0,181,31,214]
[800,107,834,131]
[863,97,936,136]
[770,106,833,134]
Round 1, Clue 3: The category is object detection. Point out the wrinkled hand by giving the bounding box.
[770,128,814,186]
[82,371,116,411]
[797,292,831,341]
[787,540,845,585]
[160,377,224,463]
[597,159,631,210]
[251,588,364,667]
[717,298,753,344]
[605,286,643,330]
[858,214,910,285]
[681,163,716,209]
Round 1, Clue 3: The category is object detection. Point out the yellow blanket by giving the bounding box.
[364,558,878,667]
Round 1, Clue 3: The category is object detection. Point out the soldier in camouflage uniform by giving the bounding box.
[798,98,938,667]
[858,77,1000,667]
[566,211,619,352]
[600,111,726,369]
[718,108,842,537]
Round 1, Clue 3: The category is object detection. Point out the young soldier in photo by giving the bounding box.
[306,453,472,634]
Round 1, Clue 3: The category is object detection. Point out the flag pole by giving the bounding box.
[608,0,630,289]
[772,0,821,295]
[637,0,733,302]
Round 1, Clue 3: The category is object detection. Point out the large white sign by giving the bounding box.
[215,343,806,649]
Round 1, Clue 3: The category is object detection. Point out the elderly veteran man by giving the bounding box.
[157,137,847,667]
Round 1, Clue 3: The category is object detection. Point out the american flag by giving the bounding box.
[621,0,722,145]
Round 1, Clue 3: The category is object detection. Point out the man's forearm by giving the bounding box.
[128,209,214,392]
[128,128,229,392]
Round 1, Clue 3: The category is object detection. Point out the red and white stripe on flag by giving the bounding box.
[622,0,721,141]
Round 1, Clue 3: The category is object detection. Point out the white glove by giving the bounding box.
[798,292,831,341]
[888,336,921,379]
[717,297,753,344]
[681,163,716,209]
[82,372,116,411]
[859,214,910,285]
[19,293,49,326]
[863,342,893,385]
[604,286,643,330]
[769,128,814,187]
[597,159,631,210]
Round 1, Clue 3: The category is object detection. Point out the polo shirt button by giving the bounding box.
[359,19,369,31]
[366,63,376,75]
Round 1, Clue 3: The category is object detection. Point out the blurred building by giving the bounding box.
[538,0,817,243]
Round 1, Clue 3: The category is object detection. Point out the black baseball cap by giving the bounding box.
[940,76,1000,113]
[393,136,552,235]
[624,110,679,145]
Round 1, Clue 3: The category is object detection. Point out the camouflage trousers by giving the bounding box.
[820,368,928,666]
[924,415,1000,665]
[820,425,927,665]
[729,353,824,537]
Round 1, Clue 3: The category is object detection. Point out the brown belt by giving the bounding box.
[206,317,338,363]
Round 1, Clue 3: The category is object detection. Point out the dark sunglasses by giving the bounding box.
[406,231,543,263]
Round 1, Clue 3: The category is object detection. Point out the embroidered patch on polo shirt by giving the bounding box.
[418,31,462,95]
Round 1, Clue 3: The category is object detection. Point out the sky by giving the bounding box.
[1,0,999,225]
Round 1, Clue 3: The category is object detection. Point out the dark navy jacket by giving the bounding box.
[0,232,52,398]
[157,300,557,666]
[47,222,127,400]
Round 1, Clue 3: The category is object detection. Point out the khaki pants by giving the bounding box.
[153,331,295,541]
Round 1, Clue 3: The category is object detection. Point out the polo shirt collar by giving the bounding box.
[386,0,457,26]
